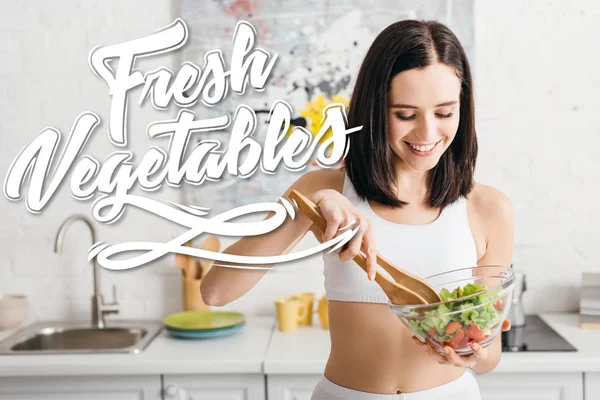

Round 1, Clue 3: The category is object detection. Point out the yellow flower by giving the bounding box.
[293,94,350,144]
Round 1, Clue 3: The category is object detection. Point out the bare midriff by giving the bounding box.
[324,300,466,394]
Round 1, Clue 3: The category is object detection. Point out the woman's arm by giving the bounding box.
[467,184,515,375]
[199,168,342,306]
[413,184,514,374]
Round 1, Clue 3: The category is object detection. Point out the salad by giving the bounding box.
[408,283,506,349]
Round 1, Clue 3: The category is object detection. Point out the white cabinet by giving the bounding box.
[0,373,265,400]
[0,375,162,400]
[585,372,600,400]
[162,373,265,400]
[476,372,584,400]
[0,371,591,400]
[267,375,321,400]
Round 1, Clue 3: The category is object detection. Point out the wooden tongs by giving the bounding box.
[289,190,442,305]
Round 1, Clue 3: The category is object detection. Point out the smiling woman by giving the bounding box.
[200,18,513,400]
[344,29,478,210]
[387,64,462,167]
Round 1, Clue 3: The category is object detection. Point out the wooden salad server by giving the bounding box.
[288,190,442,305]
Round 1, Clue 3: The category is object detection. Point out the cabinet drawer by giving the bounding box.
[267,375,321,400]
[163,373,265,400]
[477,372,583,400]
[0,375,161,400]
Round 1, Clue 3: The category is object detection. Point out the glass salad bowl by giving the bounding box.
[390,265,515,356]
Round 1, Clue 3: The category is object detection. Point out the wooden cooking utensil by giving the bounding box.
[187,254,198,280]
[193,259,202,280]
[288,190,442,305]
[199,236,221,278]
[175,242,191,279]
[175,241,198,279]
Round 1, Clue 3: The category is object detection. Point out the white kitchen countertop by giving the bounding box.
[0,313,597,377]
[263,313,600,374]
[0,317,275,377]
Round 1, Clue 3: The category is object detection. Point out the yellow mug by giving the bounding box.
[318,295,329,329]
[290,292,315,326]
[275,297,307,332]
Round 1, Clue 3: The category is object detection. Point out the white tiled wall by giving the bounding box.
[0,1,599,326]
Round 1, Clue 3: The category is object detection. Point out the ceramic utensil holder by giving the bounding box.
[0,294,28,330]
[182,278,210,311]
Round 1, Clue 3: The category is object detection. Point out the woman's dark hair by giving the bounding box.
[344,19,477,209]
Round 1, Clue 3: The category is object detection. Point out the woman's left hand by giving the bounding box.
[412,319,511,368]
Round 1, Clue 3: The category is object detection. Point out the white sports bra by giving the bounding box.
[323,173,479,303]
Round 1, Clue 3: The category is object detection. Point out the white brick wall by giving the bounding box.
[473,0,600,313]
[0,1,598,326]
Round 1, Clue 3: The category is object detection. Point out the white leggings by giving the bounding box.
[311,369,482,400]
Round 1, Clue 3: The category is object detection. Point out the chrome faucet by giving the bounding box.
[54,214,119,328]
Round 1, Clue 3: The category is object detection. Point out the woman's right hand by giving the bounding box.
[309,189,378,281]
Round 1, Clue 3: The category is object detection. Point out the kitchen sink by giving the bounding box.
[0,321,163,355]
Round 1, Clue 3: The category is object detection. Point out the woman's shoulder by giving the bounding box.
[467,182,514,225]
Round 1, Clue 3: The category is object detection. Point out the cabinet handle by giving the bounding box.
[164,385,193,400]
[163,384,179,398]
[163,385,193,400]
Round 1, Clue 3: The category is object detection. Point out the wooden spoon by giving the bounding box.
[187,254,198,280]
[175,242,191,279]
[176,241,198,279]
[288,190,442,305]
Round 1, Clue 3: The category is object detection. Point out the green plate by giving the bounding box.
[162,311,245,331]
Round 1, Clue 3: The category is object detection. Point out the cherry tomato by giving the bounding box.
[445,321,462,335]
[458,334,470,349]
[449,330,465,348]
[466,323,485,341]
